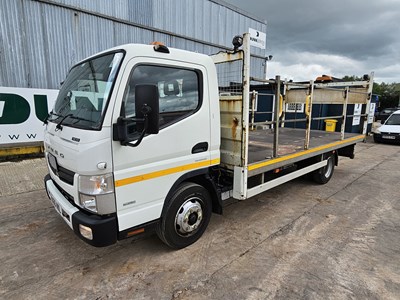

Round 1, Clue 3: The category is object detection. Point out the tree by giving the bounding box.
[373,82,400,109]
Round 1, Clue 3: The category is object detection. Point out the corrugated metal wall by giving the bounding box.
[0,0,267,89]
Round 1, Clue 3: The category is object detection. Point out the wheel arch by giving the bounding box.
[312,150,338,166]
[331,150,339,166]
[312,151,336,184]
[160,168,222,220]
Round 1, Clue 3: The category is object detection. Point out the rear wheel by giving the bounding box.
[312,155,335,184]
[156,182,212,249]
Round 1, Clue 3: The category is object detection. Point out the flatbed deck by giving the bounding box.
[247,128,363,175]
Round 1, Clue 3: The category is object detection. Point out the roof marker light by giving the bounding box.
[151,41,170,54]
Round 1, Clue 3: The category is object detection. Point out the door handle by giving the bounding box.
[192,142,208,154]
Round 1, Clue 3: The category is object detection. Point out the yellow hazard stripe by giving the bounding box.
[248,135,364,171]
[115,158,220,187]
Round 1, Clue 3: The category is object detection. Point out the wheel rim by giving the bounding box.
[323,157,333,178]
[175,197,203,237]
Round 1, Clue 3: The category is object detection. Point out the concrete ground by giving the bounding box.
[1,138,399,299]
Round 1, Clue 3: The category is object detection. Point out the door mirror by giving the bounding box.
[113,84,159,147]
[135,84,159,134]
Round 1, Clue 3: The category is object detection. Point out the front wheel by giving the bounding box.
[312,155,335,184]
[373,134,381,143]
[156,182,212,249]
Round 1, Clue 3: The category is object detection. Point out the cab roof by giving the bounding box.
[80,43,213,67]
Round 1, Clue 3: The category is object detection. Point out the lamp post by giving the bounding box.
[264,55,273,80]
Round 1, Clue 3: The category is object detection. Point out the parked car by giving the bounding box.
[375,107,400,122]
[373,110,400,143]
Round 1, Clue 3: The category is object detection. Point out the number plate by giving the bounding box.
[382,135,395,139]
[48,190,60,213]
[48,153,58,173]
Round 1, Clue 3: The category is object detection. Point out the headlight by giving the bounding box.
[79,173,116,214]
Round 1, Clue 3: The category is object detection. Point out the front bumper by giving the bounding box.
[374,133,400,143]
[44,174,117,247]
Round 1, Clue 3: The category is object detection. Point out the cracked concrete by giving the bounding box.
[1,138,400,299]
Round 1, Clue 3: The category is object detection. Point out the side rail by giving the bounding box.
[249,75,374,152]
[284,76,374,148]
[231,74,374,200]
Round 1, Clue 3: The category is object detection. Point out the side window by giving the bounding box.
[123,65,201,127]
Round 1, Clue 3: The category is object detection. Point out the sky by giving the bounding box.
[223,0,400,83]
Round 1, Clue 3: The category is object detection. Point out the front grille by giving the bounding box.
[47,153,76,185]
[381,132,400,136]
[49,163,57,175]
[58,166,75,185]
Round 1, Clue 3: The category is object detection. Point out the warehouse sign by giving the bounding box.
[352,103,362,126]
[249,28,266,49]
[0,87,58,145]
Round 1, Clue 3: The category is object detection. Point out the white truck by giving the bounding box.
[44,34,373,249]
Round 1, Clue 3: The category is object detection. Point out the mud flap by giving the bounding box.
[337,144,355,159]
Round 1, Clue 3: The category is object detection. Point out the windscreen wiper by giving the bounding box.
[44,93,72,125]
[69,115,96,124]
[68,115,98,130]
[55,114,73,131]
[52,113,97,131]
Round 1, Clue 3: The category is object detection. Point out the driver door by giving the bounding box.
[112,57,211,232]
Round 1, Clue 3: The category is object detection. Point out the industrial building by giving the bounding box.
[0,0,268,90]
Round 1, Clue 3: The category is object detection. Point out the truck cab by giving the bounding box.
[44,43,221,248]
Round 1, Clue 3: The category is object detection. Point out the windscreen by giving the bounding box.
[49,52,124,130]
[386,113,400,125]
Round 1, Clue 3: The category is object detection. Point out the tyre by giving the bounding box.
[312,155,335,184]
[373,135,380,143]
[156,182,212,249]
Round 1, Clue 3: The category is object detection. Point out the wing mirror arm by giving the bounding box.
[122,105,151,148]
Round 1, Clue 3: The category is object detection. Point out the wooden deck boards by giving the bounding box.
[248,128,360,164]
